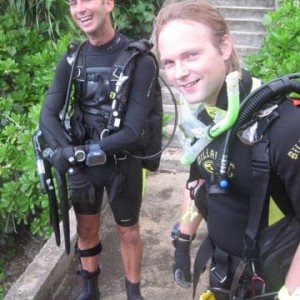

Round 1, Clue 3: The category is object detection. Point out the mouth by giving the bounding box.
[180,78,200,88]
[79,16,93,24]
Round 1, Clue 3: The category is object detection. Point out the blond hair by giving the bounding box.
[152,0,240,73]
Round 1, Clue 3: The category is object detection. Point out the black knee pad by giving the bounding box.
[75,241,103,258]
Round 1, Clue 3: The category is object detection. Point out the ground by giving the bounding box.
[1,229,45,298]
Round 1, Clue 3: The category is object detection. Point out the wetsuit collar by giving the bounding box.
[87,31,126,54]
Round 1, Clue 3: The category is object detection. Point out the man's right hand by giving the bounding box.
[173,239,192,288]
[49,146,75,173]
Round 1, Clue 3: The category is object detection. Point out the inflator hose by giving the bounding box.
[216,73,300,186]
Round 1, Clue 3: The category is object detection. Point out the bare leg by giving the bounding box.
[76,213,101,272]
[74,213,101,300]
[116,223,143,283]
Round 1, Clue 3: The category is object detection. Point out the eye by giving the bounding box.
[161,60,174,69]
[69,0,77,6]
[186,52,199,61]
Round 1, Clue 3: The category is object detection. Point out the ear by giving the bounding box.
[105,0,114,13]
[220,34,233,60]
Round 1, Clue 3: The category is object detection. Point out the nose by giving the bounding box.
[73,0,86,14]
[174,61,189,80]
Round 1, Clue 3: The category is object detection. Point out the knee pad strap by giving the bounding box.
[75,241,103,258]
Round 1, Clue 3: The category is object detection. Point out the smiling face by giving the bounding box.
[69,0,114,45]
[158,20,232,106]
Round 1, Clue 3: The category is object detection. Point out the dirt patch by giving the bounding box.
[1,230,46,296]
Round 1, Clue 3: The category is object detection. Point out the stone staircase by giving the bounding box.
[208,0,277,58]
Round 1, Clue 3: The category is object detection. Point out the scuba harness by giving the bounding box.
[191,73,300,300]
[65,38,178,165]
[32,38,178,253]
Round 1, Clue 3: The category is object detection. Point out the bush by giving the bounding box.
[0,8,74,243]
[113,0,163,39]
[0,7,78,296]
[244,0,300,81]
[0,0,78,41]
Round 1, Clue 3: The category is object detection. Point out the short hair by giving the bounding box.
[152,0,240,73]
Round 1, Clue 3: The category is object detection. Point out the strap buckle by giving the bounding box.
[210,266,228,284]
[114,154,127,161]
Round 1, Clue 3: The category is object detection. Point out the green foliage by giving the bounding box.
[244,0,300,81]
[113,0,164,39]
[0,265,6,299]
[3,0,164,41]
[1,0,79,41]
[0,8,73,248]
[0,8,74,294]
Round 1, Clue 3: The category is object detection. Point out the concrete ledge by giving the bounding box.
[4,190,116,300]
[4,209,77,300]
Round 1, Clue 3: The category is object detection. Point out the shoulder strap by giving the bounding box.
[110,38,154,93]
[245,99,288,244]
[107,39,154,132]
[245,132,271,242]
[61,40,87,122]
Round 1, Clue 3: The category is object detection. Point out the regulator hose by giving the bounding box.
[215,73,300,188]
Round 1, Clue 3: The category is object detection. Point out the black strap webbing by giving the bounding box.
[245,135,271,241]
[106,39,156,133]
[192,236,214,298]
[229,259,247,297]
[110,39,153,96]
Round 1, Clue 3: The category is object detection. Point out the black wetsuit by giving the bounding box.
[190,70,300,290]
[39,32,156,225]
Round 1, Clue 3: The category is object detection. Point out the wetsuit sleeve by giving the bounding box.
[269,100,300,217]
[97,54,157,155]
[39,53,72,149]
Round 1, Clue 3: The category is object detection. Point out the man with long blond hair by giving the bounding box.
[152,1,300,299]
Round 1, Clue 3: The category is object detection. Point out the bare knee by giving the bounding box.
[76,213,100,243]
[117,223,141,245]
[77,225,98,239]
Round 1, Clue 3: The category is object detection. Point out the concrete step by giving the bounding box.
[227,18,266,33]
[236,45,260,58]
[217,6,274,20]
[211,0,276,58]
[232,30,265,47]
[209,0,276,7]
